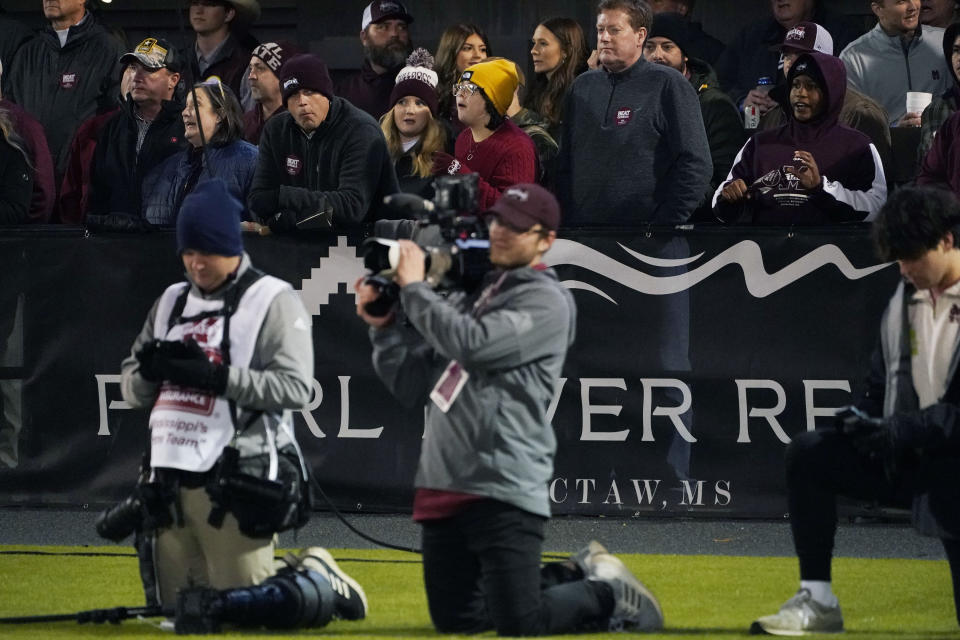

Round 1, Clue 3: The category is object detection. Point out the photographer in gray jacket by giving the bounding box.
[356,183,663,635]
[119,178,366,622]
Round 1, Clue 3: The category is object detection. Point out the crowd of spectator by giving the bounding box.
[1,0,960,230]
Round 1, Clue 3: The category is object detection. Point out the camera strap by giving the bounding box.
[167,266,266,435]
[470,270,508,318]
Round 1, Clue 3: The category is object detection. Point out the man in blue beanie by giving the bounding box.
[118,179,367,623]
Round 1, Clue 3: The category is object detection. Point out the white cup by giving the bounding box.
[906,91,933,115]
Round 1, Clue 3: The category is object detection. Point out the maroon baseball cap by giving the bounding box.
[485,183,560,232]
[361,1,414,30]
[770,22,834,55]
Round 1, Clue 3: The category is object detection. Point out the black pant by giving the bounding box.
[420,499,612,635]
[787,429,960,625]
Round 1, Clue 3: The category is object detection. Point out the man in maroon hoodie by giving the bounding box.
[713,52,887,225]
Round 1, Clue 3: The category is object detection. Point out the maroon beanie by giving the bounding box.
[279,54,334,104]
[388,48,440,116]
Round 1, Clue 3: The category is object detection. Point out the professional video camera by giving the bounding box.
[361,174,492,316]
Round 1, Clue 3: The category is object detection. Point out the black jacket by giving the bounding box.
[0,136,32,225]
[248,97,399,229]
[88,98,187,218]
[856,280,960,540]
[6,12,124,176]
[715,5,862,107]
[0,15,32,96]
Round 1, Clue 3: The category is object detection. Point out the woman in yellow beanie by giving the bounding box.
[431,58,537,210]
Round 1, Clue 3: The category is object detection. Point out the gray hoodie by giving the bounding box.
[370,266,576,518]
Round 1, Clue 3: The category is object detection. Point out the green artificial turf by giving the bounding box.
[0,545,955,638]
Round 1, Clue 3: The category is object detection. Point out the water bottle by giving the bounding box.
[744,76,775,129]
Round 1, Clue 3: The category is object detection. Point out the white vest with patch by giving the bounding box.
[148,275,290,473]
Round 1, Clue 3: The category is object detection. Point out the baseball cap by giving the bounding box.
[361,1,414,31]
[120,37,182,73]
[770,22,834,55]
[486,183,560,232]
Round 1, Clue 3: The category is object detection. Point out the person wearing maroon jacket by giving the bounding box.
[0,57,54,224]
[335,1,414,121]
[713,52,887,225]
[57,65,137,224]
[431,58,536,211]
[917,108,960,198]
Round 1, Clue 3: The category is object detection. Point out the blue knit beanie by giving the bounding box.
[176,179,244,256]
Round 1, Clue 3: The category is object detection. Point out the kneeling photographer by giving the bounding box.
[115,179,366,626]
[356,183,664,635]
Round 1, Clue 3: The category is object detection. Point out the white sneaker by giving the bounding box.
[569,540,608,576]
[587,552,664,631]
[750,589,844,635]
[296,547,369,620]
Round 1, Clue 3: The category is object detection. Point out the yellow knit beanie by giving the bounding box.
[459,58,518,116]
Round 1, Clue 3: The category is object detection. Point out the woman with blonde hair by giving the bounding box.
[523,17,589,135]
[0,108,32,224]
[380,48,450,198]
[435,24,491,133]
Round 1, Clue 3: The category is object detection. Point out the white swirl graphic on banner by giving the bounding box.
[544,239,891,300]
[292,236,893,315]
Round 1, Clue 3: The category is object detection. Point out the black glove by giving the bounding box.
[266,210,299,234]
[834,405,898,478]
[135,340,163,382]
[152,340,229,395]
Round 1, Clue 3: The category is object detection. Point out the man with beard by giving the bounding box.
[644,12,746,221]
[335,0,414,120]
[243,41,297,144]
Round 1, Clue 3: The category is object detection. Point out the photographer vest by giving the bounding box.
[148,270,292,473]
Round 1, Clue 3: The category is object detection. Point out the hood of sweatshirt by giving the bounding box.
[785,52,846,141]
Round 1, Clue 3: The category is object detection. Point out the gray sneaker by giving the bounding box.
[750,589,843,635]
[569,540,608,575]
[295,547,369,620]
[588,552,664,632]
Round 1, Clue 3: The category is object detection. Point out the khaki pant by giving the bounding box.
[154,486,276,605]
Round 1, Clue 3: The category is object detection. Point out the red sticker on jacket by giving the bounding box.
[60,73,79,89]
[615,108,632,126]
[286,154,302,176]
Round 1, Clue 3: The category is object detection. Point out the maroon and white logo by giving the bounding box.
[286,154,303,176]
[785,26,806,44]
[615,108,633,126]
[153,386,216,416]
[60,73,79,89]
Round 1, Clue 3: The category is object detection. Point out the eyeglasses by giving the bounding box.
[452,82,481,97]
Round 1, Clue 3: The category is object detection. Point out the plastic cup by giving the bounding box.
[906,91,933,114]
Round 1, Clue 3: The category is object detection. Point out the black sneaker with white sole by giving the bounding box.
[295,547,368,620]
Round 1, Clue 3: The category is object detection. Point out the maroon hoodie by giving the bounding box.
[714,52,886,225]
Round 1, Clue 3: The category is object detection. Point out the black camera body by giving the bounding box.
[95,482,174,542]
[361,174,492,316]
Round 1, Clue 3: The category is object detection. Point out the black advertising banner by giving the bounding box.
[0,227,899,517]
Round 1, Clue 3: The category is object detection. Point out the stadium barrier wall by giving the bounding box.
[0,226,899,517]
